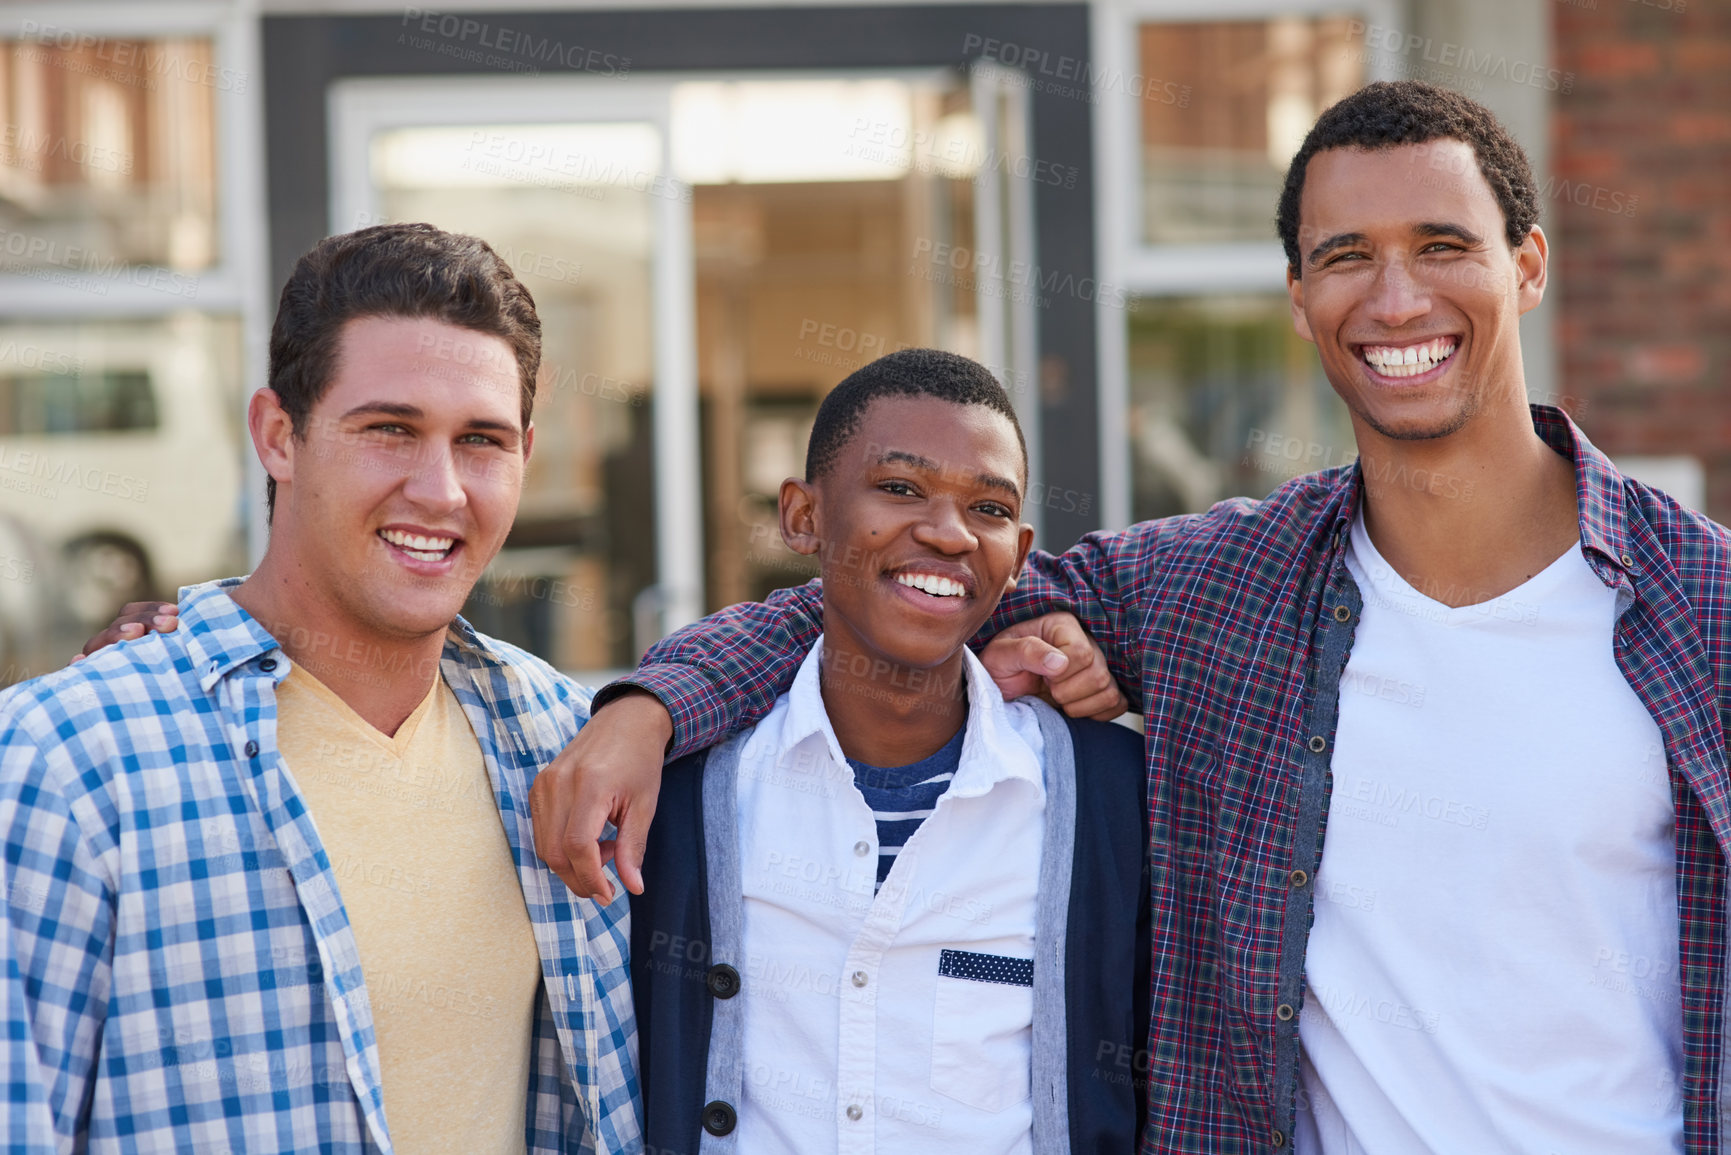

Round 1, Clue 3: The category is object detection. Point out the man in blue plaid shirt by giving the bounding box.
[532,83,1731,1152]
[0,224,640,1153]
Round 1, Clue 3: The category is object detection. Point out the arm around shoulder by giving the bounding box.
[624,579,825,759]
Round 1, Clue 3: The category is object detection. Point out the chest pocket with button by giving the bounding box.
[928,949,1034,1113]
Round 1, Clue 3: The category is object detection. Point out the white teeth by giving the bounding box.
[379,528,455,560]
[1361,338,1457,378]
[894,572,965,598]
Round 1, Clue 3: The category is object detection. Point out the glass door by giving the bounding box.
[330,77,699,678]
[330,69,1033,673]
[672,71,1019,607]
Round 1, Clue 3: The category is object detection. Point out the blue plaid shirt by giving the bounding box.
[0,580,641,1154]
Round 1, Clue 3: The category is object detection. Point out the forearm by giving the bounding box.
[595,580,826,758]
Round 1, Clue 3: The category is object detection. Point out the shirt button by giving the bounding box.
[705,963,740,1000]
[244,740,259,758]
[1276,1003,1295,1021]
[701,1100,737,1136]
[1307,735,1327,754]
[1272,1129,1287,1148]
[854,841,871,857]
[259,658,278,672]
[1332,605,1351,622]
[846,1103,863,1121]
[1288,869,1309,888]
[851,970,869,988]
[1620,552,1634,568]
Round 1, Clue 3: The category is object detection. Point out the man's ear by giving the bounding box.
[1287,266,1315,343]
[522,420,535,465]
[1515,225,1548,316]
[1003,521,1036,590]
[250,389,296,491]
[779,477,822,557]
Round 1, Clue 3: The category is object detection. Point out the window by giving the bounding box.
[1129,294,1351,521]
[1106,7,1383,525]
[1139,18,1361,244]
[0,369,157,434]
[0,12,257,682]
[0,36,221,272]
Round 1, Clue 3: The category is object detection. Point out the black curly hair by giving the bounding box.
[1276,81,1538,276]
[804,348,1025,483]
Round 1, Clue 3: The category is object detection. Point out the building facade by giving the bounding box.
[0,0,1721,680]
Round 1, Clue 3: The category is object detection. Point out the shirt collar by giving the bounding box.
[178,578,287,692]
[177,576,507,693]
[1529,404,1635,577]
[777,636,1045,799]
[1328,404,1636,580]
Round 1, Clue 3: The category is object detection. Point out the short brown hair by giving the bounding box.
[265,222,541,515]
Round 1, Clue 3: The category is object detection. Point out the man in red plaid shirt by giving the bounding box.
[530,81,1726,1153]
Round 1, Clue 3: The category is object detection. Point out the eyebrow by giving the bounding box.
[341,401,423,421]
[1306,221,1487,267]
[1412,221,1486,246]
[340,401,521,437]
[877,449,1022,499]
[1305,231,1366,266]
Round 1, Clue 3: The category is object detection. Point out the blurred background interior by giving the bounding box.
[0,0,1721,685]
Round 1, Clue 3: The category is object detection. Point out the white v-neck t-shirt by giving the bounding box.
[1296,512,1683,1154]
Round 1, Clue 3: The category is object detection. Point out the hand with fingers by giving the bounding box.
[72,601,181,663]
[980,610,1128,722]
[529,688,674,902]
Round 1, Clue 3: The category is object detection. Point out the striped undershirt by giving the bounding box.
[846,724,966,888]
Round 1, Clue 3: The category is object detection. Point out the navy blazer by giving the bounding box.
[631,713,1150,1153]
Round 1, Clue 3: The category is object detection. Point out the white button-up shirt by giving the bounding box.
[733,638,1048,1154]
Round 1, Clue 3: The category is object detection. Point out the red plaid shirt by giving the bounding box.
[608,407,1731,1152]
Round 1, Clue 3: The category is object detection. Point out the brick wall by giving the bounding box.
[1552,0,1731,520]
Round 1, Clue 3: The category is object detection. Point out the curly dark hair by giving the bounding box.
[1276,81,1538,275]
[805,348,1025,483]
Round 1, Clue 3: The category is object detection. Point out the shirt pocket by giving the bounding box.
[928,949,1034,1113]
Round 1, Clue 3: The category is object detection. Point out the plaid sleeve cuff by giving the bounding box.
[593,665,728,759]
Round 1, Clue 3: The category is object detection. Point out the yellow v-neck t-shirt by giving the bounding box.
[274,664,542,1155]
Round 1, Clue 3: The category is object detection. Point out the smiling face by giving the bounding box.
[1287,140,1547,443]
[264,314,530,642]
[780,394,1033,675]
